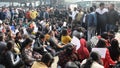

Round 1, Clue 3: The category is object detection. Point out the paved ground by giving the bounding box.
[51,56,59,68]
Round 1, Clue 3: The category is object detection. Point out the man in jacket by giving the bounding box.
[87,7,97,41]
[0,7,6,20]
[96,3,108,35]
[107,4,119,32]
[33,34,48,55]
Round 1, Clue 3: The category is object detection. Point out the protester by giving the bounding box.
[0,3,119,68]
[87,7,97,41]
[108,39,120,61]
[61,29,72,45]
[22,37,42,66]
[32,53,54,68]
[107,4,119,32]
[96,3,108,35]
[77,32,89,62]
[5,41,22,68]
[81,52,104,68]
[96,39,115,68]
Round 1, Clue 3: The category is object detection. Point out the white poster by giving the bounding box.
[92,48,107,58]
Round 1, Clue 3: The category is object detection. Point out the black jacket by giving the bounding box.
[107,9,119,25]
[5,51,21,68]
[96,12,108,26]
[33,38,47,55]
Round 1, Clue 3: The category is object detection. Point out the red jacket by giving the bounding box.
[77,38,89,61]
[102,49,115,68]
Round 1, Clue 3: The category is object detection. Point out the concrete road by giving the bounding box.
[51,56,59,68]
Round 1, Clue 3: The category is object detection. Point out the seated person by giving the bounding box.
[5,41,22,68]
[81,52,104,68]
[32,53,54,68]
[22,37,42,66]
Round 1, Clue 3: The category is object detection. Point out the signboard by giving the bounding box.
[92,48,107,58]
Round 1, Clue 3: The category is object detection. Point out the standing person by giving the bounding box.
[67,8,72,25]
[18,9,25,22]
[0,7,6,21]
[107,4,119,32]
[87,7,97,41]
[75,9,84,26]
[5,8,11,21]
[71,7,79,21]
[96,3,108,35]
[43,8,49,22]
[39,8,44,21]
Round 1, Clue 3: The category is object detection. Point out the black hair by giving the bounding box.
[111,4,115,7]
[65,61,79,68]
[90,7,94,12]
[109,39,120,61]
[62,29,68,36]
[82,52,101,68]
[16,32,20,37]
[96,39,106,48]
[108,30,115,36]
[35,31,42,38]
[99,3,105,7]
[22,37,33,49]
[101,32,108,39]
[39,33,45,40]
[15,32,21,40]
[7,41,14,50]
[0,34,3,41]
[65,45,73,55]
[41,53,54,67]
[111,39,119,49]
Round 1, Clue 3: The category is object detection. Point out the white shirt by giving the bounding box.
[0,26,3,32]
[96,8,108,15]
[81,59,104,68]
[72,10,79,20]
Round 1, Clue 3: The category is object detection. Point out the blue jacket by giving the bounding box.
[88,12,97,27]
[0,12,6,20]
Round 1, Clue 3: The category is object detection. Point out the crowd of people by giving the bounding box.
[0,2,120,68]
